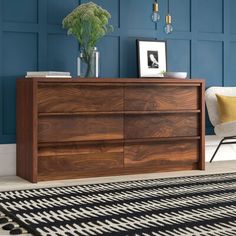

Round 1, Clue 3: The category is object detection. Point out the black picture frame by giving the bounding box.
[136,39,167,78]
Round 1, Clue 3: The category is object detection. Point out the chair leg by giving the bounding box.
[210,138,225,163]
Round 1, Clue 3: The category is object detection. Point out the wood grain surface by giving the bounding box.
[125,113,199,139]
[38,152,123,180]
[38,161,198,181]
[199,80,206,170]
[38,84,124,112]
[16,79,38,183]
[125,86,199,111]
[38,142,123,157]
[124,140,199,167]
[38,115,124,143]
[38,142,123,180]
[22,77,204,84]
[16,78,205,182]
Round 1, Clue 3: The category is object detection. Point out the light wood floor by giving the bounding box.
[0,160,236,192]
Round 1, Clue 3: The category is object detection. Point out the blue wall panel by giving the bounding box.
[125,0,155,30]
[167,39,190,75]
[2,32,37,137]
[193,41,223,87]
[3,32,38,75]
[170,0,190,32]
[122,37,139,78]
[3,0,38,23]
[3,77,16,135]
[229,42,236,86]
[97,36,120,78]
[198,0,223,33]
[0,0,235,143]
[47,0,78,25]
[230,0,236,34]
[47,34,78,75]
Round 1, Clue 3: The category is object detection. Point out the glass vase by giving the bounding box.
[77,47,100,78]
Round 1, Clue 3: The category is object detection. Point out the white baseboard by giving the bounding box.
[0,136,235,176]
[0,144,16,176]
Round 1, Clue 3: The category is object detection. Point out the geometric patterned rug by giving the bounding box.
[1,172,236,236]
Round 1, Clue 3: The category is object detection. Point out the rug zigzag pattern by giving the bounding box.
[1,173,236,235]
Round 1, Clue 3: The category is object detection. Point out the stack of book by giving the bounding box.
[25,71,72,78]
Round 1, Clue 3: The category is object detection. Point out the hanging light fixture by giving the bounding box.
[151,0,174,34]
[151,0,160,23]
[164,0,173,34]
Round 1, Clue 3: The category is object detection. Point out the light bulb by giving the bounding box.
[151,2,160,23]
[164,14,173,34]
[152,12,160,22]
[164,24,173,34]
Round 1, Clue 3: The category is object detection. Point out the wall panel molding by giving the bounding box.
[38,0,48,70]
[197,0,223,34]
[170,0,191,33]
[3,0,38,24]
[0,0,3,76]
[0,1,5,143]
[0,0,235,143]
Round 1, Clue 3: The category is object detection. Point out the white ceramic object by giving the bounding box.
[163,72,187,79]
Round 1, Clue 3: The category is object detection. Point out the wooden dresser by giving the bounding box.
[16,78,205,183]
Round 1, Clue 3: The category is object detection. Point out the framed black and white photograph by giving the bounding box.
[137,39,167,78]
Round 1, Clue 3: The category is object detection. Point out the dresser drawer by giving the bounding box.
[124,140,199,168]
[125,113,199,139]
[38,115,123,143]
[38,83,123,113]
[124,86,199,111]
[38,143,123,181]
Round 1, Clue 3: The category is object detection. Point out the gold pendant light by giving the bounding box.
[164,0,173,34]
[151,0,174,34]
[151,1,160,22]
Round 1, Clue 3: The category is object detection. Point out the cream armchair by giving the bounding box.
[205,87,236,162]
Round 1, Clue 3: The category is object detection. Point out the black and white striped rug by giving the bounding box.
[1,172,236,236]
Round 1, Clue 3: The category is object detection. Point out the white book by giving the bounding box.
[25,75,72,78]
[26,71,71,76]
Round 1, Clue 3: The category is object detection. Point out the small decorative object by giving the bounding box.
[25,71,71,78]
[137,39,167,78]
[77,47,100,78]
[62,2,113,78]
[163,72,188,79]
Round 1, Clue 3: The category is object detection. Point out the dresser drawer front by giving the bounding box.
[38,83,123,112]
[124,140,199,167]
[38,152,123,181]
[125,113,199,139]
[125,86,199,111]
[38,143,123,180]
[38,115,123,143]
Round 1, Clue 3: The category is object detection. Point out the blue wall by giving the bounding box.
[0,0,235,144]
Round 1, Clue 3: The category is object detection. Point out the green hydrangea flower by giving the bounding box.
[63,2,113,64]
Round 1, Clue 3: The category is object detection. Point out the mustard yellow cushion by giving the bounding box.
[216,94,236,123]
